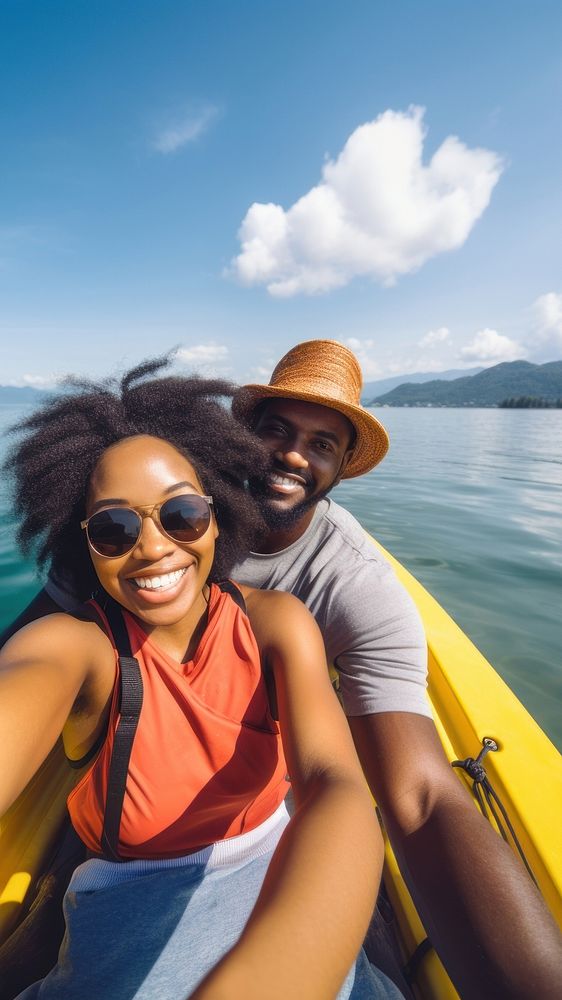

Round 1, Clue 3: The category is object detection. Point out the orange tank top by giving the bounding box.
[67,583,288,859]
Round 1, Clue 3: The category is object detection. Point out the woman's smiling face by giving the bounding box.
[85,435,217,632]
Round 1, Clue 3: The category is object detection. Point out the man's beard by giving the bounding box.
[249,475,329,532]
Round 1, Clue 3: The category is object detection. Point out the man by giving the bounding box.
[231,340,427,729]
[230,339,562,999]
[4,340,562,997]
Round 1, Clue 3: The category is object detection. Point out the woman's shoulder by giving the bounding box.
[235,583,306,615]
[7,606,98,639]
[234,583,321,647]
[2,607,113,674]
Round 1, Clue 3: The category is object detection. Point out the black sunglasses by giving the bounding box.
[81,494,214,558]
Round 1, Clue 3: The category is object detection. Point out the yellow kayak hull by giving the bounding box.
[373,539,562,998]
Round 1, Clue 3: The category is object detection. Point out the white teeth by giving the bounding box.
[270,473,301,488]
[133,568,186,591]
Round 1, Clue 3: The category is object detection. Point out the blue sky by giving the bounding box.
[1,0,561,388]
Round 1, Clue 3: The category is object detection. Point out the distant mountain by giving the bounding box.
[0,385,50,403]
[362,367,483,403]
[369,360,562,407]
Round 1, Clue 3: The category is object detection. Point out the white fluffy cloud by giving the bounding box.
[418,326,450,347]
[5,372,60,388]
[175,343,229,373]
[530,292,562,359]
[343,338,382,378]
[21,373,57,387]
[153,105,218,154]
[460,328,524,363]
[231,107,504,297]
[177,344,228,362]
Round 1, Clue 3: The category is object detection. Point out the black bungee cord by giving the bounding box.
[452,737,538,887]
[401,736,540,988]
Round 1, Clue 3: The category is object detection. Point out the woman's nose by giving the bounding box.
[131,513,175,558]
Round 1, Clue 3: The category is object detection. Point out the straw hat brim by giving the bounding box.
[232,384,389,478]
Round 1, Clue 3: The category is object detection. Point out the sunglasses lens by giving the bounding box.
[160,495,211,542]
[87,508,142,557]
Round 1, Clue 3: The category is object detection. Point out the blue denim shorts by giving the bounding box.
[18,805,403,999]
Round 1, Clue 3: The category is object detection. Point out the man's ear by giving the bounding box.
[334,446,354,485]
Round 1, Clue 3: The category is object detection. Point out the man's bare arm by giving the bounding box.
[350,711,562,1000]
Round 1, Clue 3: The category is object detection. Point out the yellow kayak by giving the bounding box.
[1,541,561,998]
[374,539,562,999]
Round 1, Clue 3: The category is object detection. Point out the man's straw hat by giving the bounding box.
[232,339,389,478]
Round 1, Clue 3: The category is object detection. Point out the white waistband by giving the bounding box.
[68,801,290,892]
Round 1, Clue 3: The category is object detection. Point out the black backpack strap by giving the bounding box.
[99,598,144,862]
[217,579,247,614]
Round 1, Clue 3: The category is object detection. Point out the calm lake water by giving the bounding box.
[1,403,561,751]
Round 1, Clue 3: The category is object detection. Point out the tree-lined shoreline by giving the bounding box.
[367,360,562,408]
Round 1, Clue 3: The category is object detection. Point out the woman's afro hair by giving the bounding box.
[3,355,270,600]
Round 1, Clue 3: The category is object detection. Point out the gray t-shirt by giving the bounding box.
[233,499,430,719]
[46,498,430,719]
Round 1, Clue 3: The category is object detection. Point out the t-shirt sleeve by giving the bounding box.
[325,557,431,718]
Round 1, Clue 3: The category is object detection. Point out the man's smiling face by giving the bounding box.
[249,398,355,532]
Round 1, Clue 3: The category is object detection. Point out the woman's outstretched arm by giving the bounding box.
[0,615,111,817]
[192,590,382,1000]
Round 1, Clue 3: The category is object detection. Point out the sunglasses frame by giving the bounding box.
[80,494,214,558]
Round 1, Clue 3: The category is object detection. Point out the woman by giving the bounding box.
[0,359,402,999]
